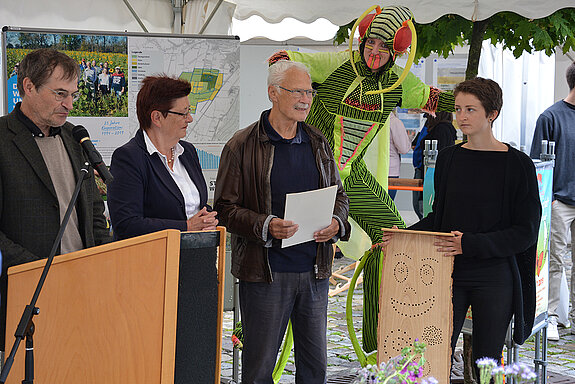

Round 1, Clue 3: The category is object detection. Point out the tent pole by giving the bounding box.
[122,0,149,32]
[172,0,185,34]
[199,0,224,34]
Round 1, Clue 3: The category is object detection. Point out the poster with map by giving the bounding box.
[126,36,239,196]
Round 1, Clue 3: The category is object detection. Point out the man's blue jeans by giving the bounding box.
[239,271,329,384]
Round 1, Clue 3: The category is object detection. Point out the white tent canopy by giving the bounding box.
[231,0,574,24]
[0,0,573,35]
[0,0,175,33]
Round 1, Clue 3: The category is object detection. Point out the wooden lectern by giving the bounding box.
[4,228,226,384]
[378,228,454,384]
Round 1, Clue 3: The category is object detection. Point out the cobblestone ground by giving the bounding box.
[221,211,575,383]
[220,257,365,383]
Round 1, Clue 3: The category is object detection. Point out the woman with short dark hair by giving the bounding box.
[107,75,217,240]
[384,77,541,374]
[418,77,540,370]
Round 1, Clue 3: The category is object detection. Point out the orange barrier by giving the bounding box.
[388,185,423,191]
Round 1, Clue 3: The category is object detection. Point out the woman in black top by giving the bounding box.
[384,78,541,371]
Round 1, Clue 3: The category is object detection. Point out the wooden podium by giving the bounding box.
[4,228,226,384]
[378,228,454,384]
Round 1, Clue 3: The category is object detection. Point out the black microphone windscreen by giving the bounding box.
[72,125,90,142]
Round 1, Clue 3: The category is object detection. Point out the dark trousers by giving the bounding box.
[388,175,399,200]
[412,168,424,219]
[239,271,329,384]
[451,281,513,370]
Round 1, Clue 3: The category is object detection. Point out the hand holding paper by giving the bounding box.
[313,218,339,242]
[282,185,338,248]
[269,218,299,239]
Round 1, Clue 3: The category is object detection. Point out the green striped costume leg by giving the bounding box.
[344,158,406,353]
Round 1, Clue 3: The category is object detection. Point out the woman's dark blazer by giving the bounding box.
[107,129,209,240]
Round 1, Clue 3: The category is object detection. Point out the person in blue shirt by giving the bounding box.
[110,66,126,99]
[530,61,575,341]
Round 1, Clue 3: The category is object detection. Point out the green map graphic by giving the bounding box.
[180,68,223,113]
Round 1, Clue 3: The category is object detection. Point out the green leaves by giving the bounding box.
[333,8,575,78]
[334,19,356,46]
[415,14,473,60]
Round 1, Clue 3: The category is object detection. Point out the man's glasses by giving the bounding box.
[276,85,317,98]
[44,86,81,102]
[164,110,192,118]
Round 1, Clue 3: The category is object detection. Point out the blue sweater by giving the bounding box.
[530,100,575,206]
[263,111,320,273]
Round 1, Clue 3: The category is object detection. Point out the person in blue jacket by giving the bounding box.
[110,66,126,99]
[411,111,456,218]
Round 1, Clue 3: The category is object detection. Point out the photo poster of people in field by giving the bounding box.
[4,31,128,117]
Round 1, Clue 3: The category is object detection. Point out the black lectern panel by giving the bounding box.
[175,231,220,384]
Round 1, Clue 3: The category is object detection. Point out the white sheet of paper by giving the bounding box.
[282,185,338,248]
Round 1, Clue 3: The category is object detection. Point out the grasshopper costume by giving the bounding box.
[270,5,455,357]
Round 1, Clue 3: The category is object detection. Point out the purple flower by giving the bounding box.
[476,357,497,367]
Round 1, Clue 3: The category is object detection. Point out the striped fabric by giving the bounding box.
[344,159,405,243]
[307,99,335,148]
[362,247,382,353]
[365,6,412,55]
[343,159,406,353]
[306,58,402,170]
[339,118,376,169]
[345,160,421,353]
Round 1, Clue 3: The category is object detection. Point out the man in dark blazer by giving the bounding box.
[0,48,111,350]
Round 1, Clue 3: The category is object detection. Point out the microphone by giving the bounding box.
[72,125,114,184]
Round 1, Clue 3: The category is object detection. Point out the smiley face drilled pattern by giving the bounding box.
[390,253,439,317]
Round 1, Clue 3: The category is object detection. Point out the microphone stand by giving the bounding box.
[0,165,91,384]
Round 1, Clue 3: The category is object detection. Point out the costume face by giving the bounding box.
[22,65,78,130]
[272,68,313,124]
[363,38,390,71]
[158,95,193,140]
[454,92,497,137]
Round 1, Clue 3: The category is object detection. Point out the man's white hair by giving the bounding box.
[267,60,311,87]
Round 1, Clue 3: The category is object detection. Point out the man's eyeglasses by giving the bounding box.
[164,110,192,118]
[44,86,81,102]
[276,85,317,98]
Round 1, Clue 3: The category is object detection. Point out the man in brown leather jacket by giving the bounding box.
[214,61,350,384]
